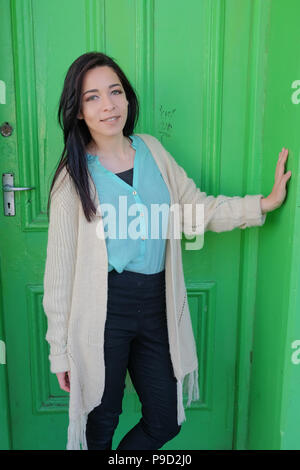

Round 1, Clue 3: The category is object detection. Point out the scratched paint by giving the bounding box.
[158,104,176,143]
[0,80,6,105]
[0,340,6,364]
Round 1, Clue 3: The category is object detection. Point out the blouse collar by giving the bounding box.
[86,135,137,163]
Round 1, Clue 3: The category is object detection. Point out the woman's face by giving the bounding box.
[78,65,129,140]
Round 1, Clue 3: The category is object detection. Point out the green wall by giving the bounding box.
[247,0,300,450]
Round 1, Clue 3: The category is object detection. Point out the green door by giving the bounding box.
[0,0,299,450]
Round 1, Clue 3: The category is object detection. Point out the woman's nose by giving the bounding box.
[101,94,115,110]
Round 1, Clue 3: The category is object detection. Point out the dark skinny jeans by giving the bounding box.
[85,268,181,450]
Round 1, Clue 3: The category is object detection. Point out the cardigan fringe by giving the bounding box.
[67,412,88,450]
[177,366,200,426]
[186,367,200,407]
[66,366,199,450]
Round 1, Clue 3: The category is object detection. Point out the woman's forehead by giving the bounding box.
[82,66,121,88]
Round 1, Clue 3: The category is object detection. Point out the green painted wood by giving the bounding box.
[247,0,300,450]
[231,0,272,449]
[0,0,299,450]
[0,0,17,451]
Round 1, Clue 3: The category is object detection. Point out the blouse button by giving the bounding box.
[133,190,137,195]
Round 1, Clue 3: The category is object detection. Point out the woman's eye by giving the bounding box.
[86,90,122,101]
[86,95,98,101]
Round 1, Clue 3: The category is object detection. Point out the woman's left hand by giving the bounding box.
[260,147,292,214]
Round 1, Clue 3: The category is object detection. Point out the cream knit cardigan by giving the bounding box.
[42,133,267,450]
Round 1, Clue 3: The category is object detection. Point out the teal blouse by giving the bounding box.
[86,134,171,274]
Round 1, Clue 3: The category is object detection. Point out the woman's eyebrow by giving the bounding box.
[82,84,121,96]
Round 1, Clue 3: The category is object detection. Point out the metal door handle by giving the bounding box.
[2,173,36,216]
[2,184,35,191]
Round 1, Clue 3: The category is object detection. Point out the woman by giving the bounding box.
[42,52,291,450]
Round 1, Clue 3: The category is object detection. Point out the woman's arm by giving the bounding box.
[167,150,265,233]
[166,147,291,235]
[42,171,78,373]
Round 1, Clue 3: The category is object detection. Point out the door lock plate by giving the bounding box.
[2,173,15,215]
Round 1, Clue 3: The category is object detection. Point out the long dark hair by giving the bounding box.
[46,52,140,222]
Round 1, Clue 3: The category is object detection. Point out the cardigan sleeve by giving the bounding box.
[166,150,267,234]
[42,174,78,373]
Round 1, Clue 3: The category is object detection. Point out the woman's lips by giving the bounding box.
[101,116,120,124]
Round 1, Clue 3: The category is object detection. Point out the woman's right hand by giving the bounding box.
[56,371,71,393]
